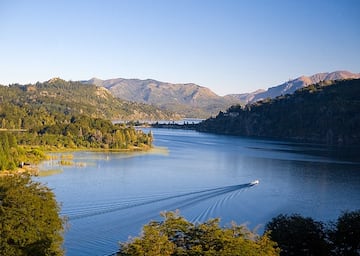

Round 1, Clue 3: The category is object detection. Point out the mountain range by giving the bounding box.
[86,78,239,118]
[230,70,360,103]
[84,71,360,118]
[0,78,178,121]
[197,78,360,145]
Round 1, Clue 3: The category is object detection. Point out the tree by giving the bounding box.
[0,132,17,171]
[0,175,64,256]
[197,79,360,145]
[119,224,175,256]
[329,210,360,256]
[265,214,329,256]
[118,211,280,256]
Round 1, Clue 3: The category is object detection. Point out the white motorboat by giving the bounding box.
[250,180,259,185]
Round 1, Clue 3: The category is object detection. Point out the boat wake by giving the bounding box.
[64,182,256,221]
[62,181,259,256]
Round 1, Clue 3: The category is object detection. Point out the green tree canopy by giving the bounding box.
[265,214,329,256]
[118,211,280,256]
[197,79,360,145]
[0,132,19,171]
[0,175,64,256]
[329,210,360,256]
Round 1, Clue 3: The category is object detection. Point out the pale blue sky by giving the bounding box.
[1,0,359,95]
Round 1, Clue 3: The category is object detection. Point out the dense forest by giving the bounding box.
[118,211,280,256]
[197,79,360,145]
[0,79,154,171]
[0,132,24,171]
[0,175,64,255]
[265,211,360,256]
[0,78,176,121]
[118,210,360,256]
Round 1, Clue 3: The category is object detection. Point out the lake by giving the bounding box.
[37,128,360,256]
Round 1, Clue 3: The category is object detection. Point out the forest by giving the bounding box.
[0,78,175,121]
[0,79,153,171]
[0,175,64,255]
[118,210,360,256]
[197,79,360,145]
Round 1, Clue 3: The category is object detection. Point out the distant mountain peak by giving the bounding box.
[47,77,65,84]
[87,77,104,87]
[230,70,360,104]
[83,77,239,118]
[82,70,359,118]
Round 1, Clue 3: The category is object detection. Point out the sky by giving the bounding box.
[0,0,359,95]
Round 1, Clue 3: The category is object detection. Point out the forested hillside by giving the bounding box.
[197,79,360,145]
[0,78,177,121]
[0,79,154,171]
[86,77,239,118]
[229,71,360,104]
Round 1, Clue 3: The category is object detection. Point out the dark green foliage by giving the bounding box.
[11,114,152,150]
[265,214,329,256]
[118,211,280,256]
[0,79,153,159]
[0,175,64,255]
[328,210,360,256]
[0,78,174,122]
[265,211,360,256]
[0,132,44,170]
[198,79,360,145]
[0,78,176,134]
[0,132,19,170]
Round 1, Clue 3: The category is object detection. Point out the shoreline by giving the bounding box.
[0,165,39,177]
[1,145,153,177]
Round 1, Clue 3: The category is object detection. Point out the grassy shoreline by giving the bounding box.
[1,144,152,177]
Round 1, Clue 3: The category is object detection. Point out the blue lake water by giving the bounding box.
[37,128,360,256]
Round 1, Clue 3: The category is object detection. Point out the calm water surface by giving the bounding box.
[38,128,360,256]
